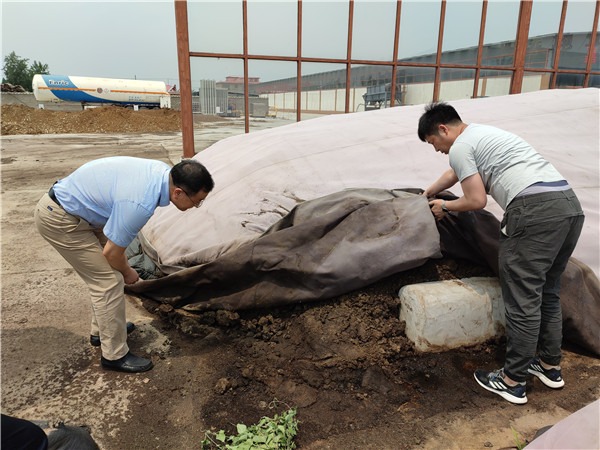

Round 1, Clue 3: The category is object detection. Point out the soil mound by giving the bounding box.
[1,104,225,136]
[1,104,182,135]
[144,258,505,446]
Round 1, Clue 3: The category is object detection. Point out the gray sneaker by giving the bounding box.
[474,368,527,404]
[528,357,565,388]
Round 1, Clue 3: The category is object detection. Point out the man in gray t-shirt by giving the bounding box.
[418,102,584,405]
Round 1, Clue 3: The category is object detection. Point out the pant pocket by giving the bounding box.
[501,208,525,237]
[74,217,95,231]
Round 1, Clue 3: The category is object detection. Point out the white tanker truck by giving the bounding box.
[32,74,171,108]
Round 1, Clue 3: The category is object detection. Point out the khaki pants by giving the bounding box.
[34,193,128,360]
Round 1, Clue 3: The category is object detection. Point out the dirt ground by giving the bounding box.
[1,106,599,449]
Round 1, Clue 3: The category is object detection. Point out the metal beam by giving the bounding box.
[243,0,249,134]
[584,1,600,87]
[390,1,402,107]
[550,1,568,89]
[345,0,354,113]
[511,0,533,94]
[473,1,487,99]
[175,0,599,149]
[433,1,446,101]
[174,0,194,158]
[297,1,302,122]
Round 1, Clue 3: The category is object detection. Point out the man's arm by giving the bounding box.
[429,172,487,220]
[423,168,459,198]
[103,240,140,284]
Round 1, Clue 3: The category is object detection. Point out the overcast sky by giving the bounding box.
[1,0,597,88]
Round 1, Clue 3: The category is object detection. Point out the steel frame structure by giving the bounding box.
[175,0,599,157]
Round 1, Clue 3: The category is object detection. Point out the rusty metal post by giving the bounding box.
[243,0,249,134]
[584,1,599,87]
[511,0,533,94]
[473,0,487,99]
[345,0,354,113]
[174,0,195,158]
[390,1,402,107]
[433,1,446,102]
[297,1,302,122]
[550,1,569,88]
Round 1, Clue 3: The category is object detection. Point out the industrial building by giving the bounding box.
[249,31,598,113]
[191,30,597,118]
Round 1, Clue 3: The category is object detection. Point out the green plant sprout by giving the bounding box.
[201,400,299,449]
[511,425,526,450]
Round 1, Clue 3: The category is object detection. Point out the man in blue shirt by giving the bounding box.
[34,157,214,373]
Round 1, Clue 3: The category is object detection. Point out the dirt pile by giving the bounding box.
[138,256,599,447]
[1,83,27,93]
[1,104,182,135]
[145,258,506,445]
[1,104,228,136]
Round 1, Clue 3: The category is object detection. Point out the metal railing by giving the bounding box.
[174,0,599,157]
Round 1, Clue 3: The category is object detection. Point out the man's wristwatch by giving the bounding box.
[441,200,449,213]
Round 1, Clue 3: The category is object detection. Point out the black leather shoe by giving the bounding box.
[90,322,135,347]
[101,352,153,373]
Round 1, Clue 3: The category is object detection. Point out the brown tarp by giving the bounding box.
[127,189,441,308]
[126,188,600,356]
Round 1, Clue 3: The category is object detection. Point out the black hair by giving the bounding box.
[417,102,462,141]
[170,159,214,194]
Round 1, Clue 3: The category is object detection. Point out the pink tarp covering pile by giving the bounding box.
[527,399,599,449]
[140,88,599,277]
[126,89,599,354]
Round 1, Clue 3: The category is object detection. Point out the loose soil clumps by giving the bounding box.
[143,258,504,446]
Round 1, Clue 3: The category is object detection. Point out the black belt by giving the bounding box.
[48,186,61,206]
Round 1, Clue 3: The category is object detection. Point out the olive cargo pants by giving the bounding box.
[499,189,584,382]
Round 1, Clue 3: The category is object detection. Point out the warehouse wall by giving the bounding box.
[263,74,550,113]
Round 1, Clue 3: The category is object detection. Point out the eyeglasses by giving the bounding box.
[178,186,204,208]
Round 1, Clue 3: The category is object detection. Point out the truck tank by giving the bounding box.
[32,74,171,108]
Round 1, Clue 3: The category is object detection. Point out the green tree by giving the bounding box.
[30,61,50,77]
[2,51,50,91]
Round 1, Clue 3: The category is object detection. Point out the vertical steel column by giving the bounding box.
[243,0,249,134]
[511,0,533,94]
[297,1,302,122]
[345,0,354,113]
[473,1,488,99]
[433,1,446,102]
[551,1,569,89]
[390,1,402,107]
[584,1,600,87]
[174,0,195,158]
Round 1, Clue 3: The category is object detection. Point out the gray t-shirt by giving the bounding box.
[449,124,564,210]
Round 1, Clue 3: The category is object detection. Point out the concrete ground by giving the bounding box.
[0,120,290,448]
[1,132,181,445]
[1,125,599,449]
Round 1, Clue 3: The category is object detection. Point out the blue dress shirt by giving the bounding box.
[53,157,171,248]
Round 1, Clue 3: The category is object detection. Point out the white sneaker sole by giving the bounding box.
[474,374,527,404]
[528,368,565,389]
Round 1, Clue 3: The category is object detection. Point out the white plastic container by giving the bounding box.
[399,277,505,352]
